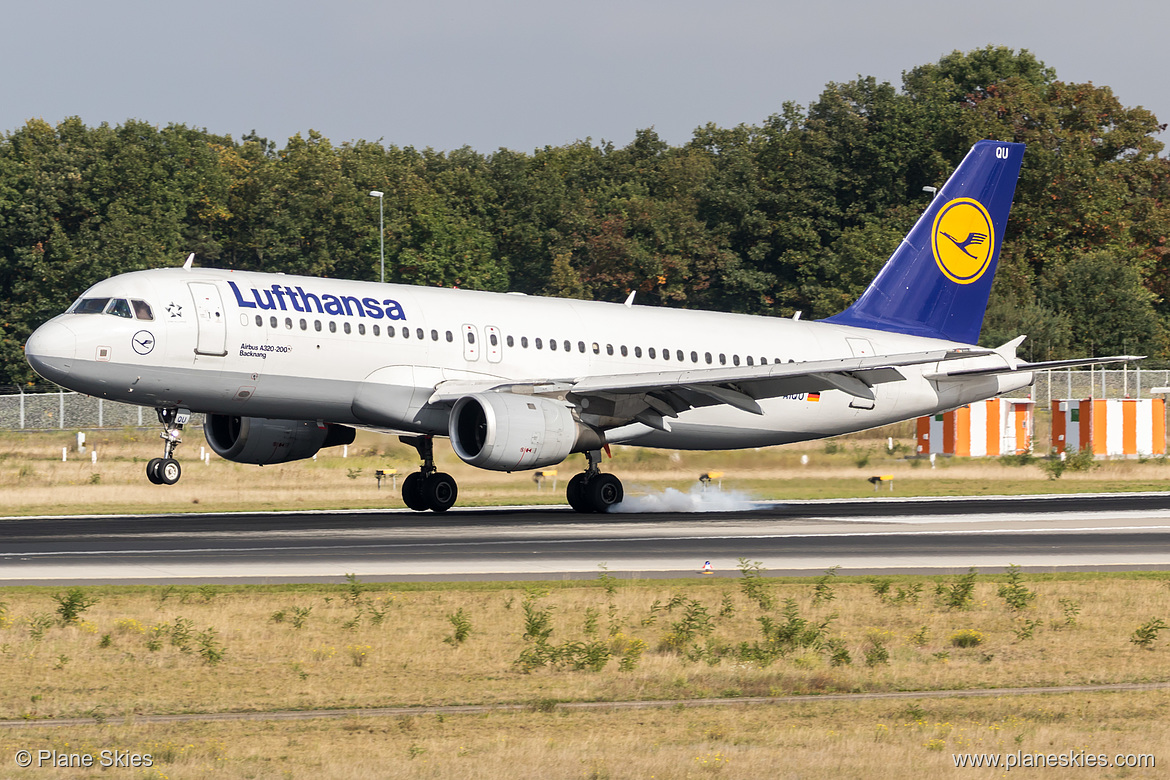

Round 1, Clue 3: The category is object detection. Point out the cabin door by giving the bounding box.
[189,282,228,357]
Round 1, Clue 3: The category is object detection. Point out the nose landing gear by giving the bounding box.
[566,450,624,513]
[400,435,459,513]
[146,407,188,485]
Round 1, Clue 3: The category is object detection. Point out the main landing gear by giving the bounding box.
[566,450,624,513]
[400,435,458,513]
[146,407,188,485]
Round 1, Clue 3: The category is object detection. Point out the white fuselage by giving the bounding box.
[25,267,1032,451]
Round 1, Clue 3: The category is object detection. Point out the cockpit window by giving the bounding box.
[106,299,133,319]
[131,300,154,320]
[74,297,110,314]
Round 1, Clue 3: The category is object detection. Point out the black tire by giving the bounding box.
[566,473,589,513]
[158,458,182,485]
[422,472,458,513]
[585,473,623,513]
[402,472,429,511]
[146,458,164,485]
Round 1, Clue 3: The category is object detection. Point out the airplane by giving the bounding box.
[23,140,1138,513]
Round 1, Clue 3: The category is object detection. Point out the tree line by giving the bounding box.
[2,46,1168,387]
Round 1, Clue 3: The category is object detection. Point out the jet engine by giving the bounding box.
[203,415,356,465]
[449,393,602,471]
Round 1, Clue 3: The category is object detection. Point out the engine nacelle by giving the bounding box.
[203,415,356,465]
[450,393,601,471]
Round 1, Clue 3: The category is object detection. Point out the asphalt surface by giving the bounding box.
[4,492,1170,584]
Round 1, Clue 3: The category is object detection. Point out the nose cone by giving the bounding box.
[25,319,77,382]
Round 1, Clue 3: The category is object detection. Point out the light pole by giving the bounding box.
[369,190,385,283]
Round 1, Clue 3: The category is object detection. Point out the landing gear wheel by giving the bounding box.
[401,472,429,512]
[146,407,188,485]
[422,472,458,513]
[158,458,182,486]
[146,458,165,485]
[566,473,588,513]
[585,473,623,513]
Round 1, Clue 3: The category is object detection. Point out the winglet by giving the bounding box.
[624,290,636,308]
[182,253,195,271]
[994,335,1026,370]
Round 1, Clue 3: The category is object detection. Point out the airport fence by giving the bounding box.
[1,369,1168,431]
[0,388,153,430]
[1002,368,1170,405]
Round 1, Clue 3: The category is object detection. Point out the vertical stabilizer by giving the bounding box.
[824,141,1025,344]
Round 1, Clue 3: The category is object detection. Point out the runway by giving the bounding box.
[3,492,1170,585]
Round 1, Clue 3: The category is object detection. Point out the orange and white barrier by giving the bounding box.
[1051,398,1165,458]
[916,399,1034,457]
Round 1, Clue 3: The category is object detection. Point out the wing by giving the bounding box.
[429,346,993,432]
[925,354,1143,381]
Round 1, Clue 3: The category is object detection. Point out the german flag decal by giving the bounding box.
[808,392,821,402]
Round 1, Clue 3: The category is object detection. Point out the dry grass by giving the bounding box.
[2,692,1167,779]
[3,426,1170,515]
[2,574,1169,721]
[3,573,1170,777]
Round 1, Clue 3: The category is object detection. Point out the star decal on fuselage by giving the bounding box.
[166,302,183,318]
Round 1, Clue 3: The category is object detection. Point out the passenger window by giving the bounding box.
[550,339,557,351]
[634,346,641,358]
[564,340,571,352]
[490,333,498,346]
[74,297,110,314]
[388,326,396,337]
[373,324,380,336]
[535,338,542,349]
[300,319,308,330]
[521,336,529,348]
[719,353,726,365]
[106,299,133,318]
[446,331,454,342]
[131,300,154,320]
[606,344,614,356]
[690,351,698,363]
[314,320,322,332]
[358,323,366,335]
[343,322,351,334]
[733,355,740,366]
[506,335,514,347]
[747,356,754,366]
[255,315,263,327]
[286,317,293,329]
[617,345,625,357]
[579,341,586,353]
[416,328,424,340]
[269,316,278,328]
[329,321,337,333]
[466,331,474,344]
[432,330,439,341]
[677,350,685,362]
[662,349,670,361]
[402,327,410,339]
[704,352,712,364]
[648,347,656,359]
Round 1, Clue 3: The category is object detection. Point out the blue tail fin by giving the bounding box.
[823,140,1025,344]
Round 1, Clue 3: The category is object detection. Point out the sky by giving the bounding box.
[2,0,1166,154]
